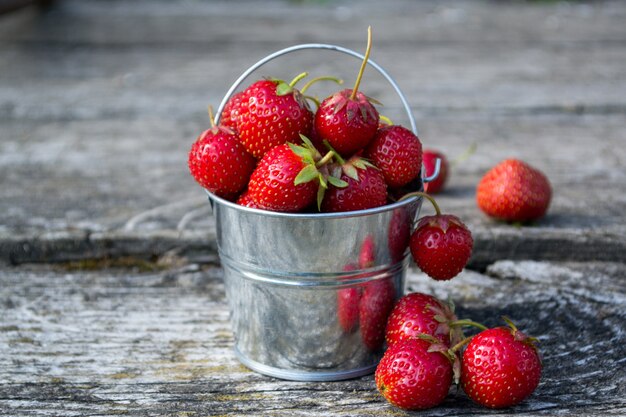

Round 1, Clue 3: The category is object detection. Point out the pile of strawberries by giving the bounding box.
[188,27,551,412]
[375,292,542,410]
[188,30,423,215]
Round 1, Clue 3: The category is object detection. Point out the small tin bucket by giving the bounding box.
[209,44,438,381]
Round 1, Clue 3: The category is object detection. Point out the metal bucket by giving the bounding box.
[208,44,436,381]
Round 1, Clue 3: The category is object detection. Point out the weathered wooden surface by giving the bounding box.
[1,0,625,265]
[1,262,625,416]
[1,0,626,415]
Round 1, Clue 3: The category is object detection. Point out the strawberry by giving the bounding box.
[247,139,330,212]
[461,318,542,409]
[385,292,460,347]
[359,278,396,352]
[236,189,262,209]
[314,27,379,157]
[237,73,313,158]
[408,192,473,281]
[315,89,379,157]
[375,337,454,410]
[365,125,422,188]
[476,159,552,223]
[423,149,449,194]
[219,91,245,131]
[321,157,387,212]
[188,123,256,199]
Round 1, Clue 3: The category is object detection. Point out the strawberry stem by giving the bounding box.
[502,316,518,332]
[449,336,474,354]
[350,26,372,101]
[207,105,216,128]
[303,95,321,109]
[300,76,344,94]
[450,319,488,331]
[316,150,336,167]
[450,142,477,168]
[323,140,346,165]
[289,72,309,88]
[398,191,442,216]
[379,114,394,126]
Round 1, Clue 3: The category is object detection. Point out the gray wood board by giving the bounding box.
[1,261,624,416]
[1,1,625,267]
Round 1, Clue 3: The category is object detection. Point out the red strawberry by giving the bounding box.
[219,91,245,131]
[365,125,422,188]
[461,318,542,409]
[411,214,473,281]
[236,189,262,209]
[237,74,313,158]
[314,28,379,157]
[375,337,454,410]
[247,140,327,212]
[321,157,387,213]
[188,125,256,198]
[423,149,449,194]
[476,159,552,223]
[315,89,379,157]
[385,292,459,347]
[408,193,473,281]
[359,278,396,352]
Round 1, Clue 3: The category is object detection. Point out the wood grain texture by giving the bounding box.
[0,0,625,266]
[1,1,625,415]
[1,262,624,416]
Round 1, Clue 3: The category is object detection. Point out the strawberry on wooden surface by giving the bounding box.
[375,337,454,410]
[461,318,542,409]
[477,158,552,223]
[385,292,458,347]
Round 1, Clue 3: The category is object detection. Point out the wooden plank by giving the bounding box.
[1,112,624,266]
[0,261,624,415]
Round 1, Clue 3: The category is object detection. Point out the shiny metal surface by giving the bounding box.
[213,194,422,381]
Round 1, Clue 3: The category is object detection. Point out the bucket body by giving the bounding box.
[212,195,422,381]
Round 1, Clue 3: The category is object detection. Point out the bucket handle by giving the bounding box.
[214,43,417,135]
[213,43,440,187]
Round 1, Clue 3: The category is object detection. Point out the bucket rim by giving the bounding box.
[206,188,422,219]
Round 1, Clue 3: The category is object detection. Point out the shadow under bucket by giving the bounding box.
[206,43,435,381]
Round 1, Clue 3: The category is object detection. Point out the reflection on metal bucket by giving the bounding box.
[212,195,422,381]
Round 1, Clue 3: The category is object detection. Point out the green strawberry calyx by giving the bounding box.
[322,140,378,184]
[291,134,348,210]
[417,333,464,385]
[502,316,541,352]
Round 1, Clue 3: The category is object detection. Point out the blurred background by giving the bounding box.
[0,0,625,247]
